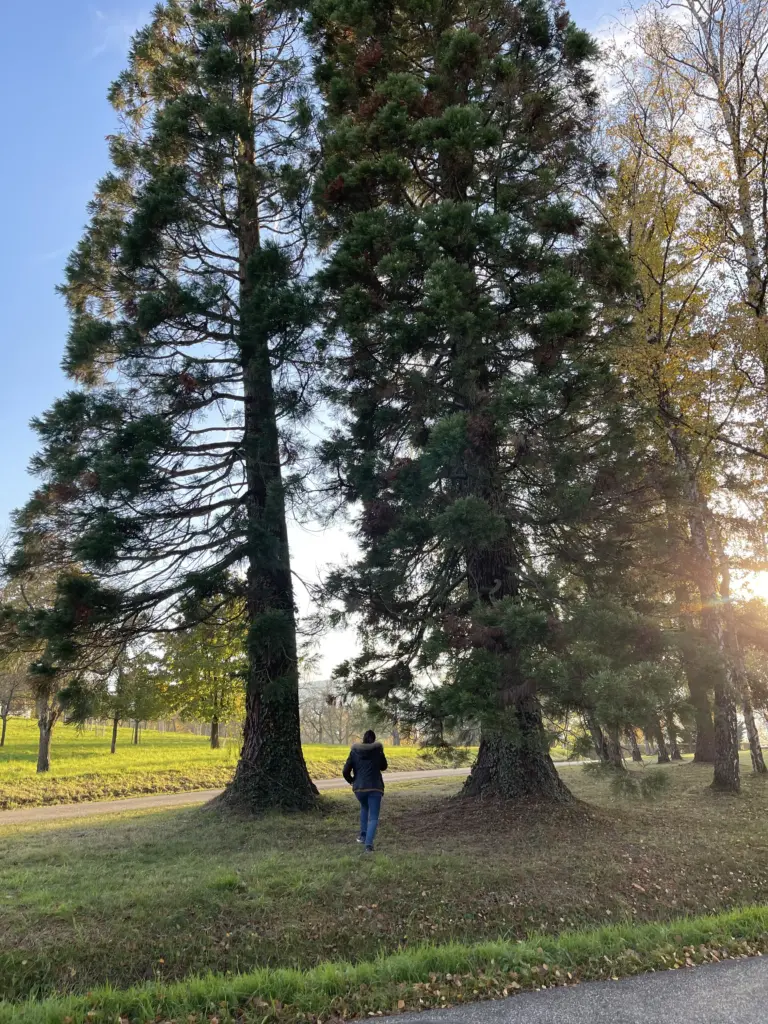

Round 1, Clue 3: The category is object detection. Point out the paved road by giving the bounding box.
[396,956,768,1024]
[0,767,472,825]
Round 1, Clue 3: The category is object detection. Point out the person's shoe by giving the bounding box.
[364,845,375,853]
[356,836,365,844]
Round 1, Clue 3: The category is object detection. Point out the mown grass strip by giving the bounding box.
[0,720,458,809]
[3,905,768,1023]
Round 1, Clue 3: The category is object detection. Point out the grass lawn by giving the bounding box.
[0,718,460,809]
[2,755,768,1008]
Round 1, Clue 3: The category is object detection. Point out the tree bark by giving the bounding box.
[36,696,55,774]
[689,676,716,763]
[675,586,716,763]
[210,716,220,750]
[605,725,625,769]
[132,720,139,745]
[666,713,683,760]
[743,698,767,774]
[391,719,401,746]
[584,710,608,762]
[110,716,119,754]
[655,720,671,764]
[0,712,7,748]
[463,697,572,802]
[672,447,739,791]
[627,727,643,763]
[221,100,317,813]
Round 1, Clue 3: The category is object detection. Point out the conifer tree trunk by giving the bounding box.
[605,726,625,769]
[627,728,643,763]
[655,720,671,764]
[689,677,716,763]
[110,717,119,754]
[666,713,683,760]
[392,720,401,746]
[461,490,573,802]
[463,697,572,802]
[676,587,716,762]
[585,711,608,762]
[222,100,316,814]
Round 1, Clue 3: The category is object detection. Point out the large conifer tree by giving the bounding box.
[12,0,318,810]
[310,0,634,799]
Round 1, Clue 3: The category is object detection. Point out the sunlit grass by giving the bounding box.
[0,719,443,809]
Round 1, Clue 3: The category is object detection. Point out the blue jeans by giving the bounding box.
[356,791,383,848]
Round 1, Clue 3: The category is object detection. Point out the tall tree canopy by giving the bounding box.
[310,0,637,799]
[10,0,318,810]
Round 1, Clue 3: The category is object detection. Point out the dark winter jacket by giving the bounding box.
[342,741,388,793]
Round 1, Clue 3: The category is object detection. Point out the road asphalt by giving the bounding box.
[395,956,768,1024]
[0,766,472,825]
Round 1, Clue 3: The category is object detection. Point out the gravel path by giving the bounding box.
[0,767,472,825]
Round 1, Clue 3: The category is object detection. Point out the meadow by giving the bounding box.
[2,757,768,1018]
[0,718,453,809]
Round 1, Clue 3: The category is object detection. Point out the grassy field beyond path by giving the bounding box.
[3,759,768,1002]
[0,719,454,809]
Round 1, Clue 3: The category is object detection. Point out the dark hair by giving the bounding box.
[363,729,376,744]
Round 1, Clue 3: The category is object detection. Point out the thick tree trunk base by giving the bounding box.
[220,757,318,813]
[693,708,716,763]
[221,703,318,814]
[463,702,572,804]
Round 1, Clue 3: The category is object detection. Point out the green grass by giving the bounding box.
[3,905,768,1023]
[3,757,768,1007]
[0,719,454,809]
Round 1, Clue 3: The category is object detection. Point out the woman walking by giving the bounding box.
[342,730,388,852]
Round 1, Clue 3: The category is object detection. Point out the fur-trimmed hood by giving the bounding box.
[351,741,384,755]
[343,741,388,791]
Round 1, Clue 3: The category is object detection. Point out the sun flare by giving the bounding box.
[738,571,768,604]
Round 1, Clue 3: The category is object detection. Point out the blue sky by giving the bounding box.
[0,0,618,670]
[0,2,149,529]
[0,0,616,530]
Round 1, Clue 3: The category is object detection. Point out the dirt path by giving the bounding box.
[0,767,472,826]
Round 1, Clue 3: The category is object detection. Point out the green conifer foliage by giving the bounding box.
[12,0,318,810]
[310,0,634,799]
